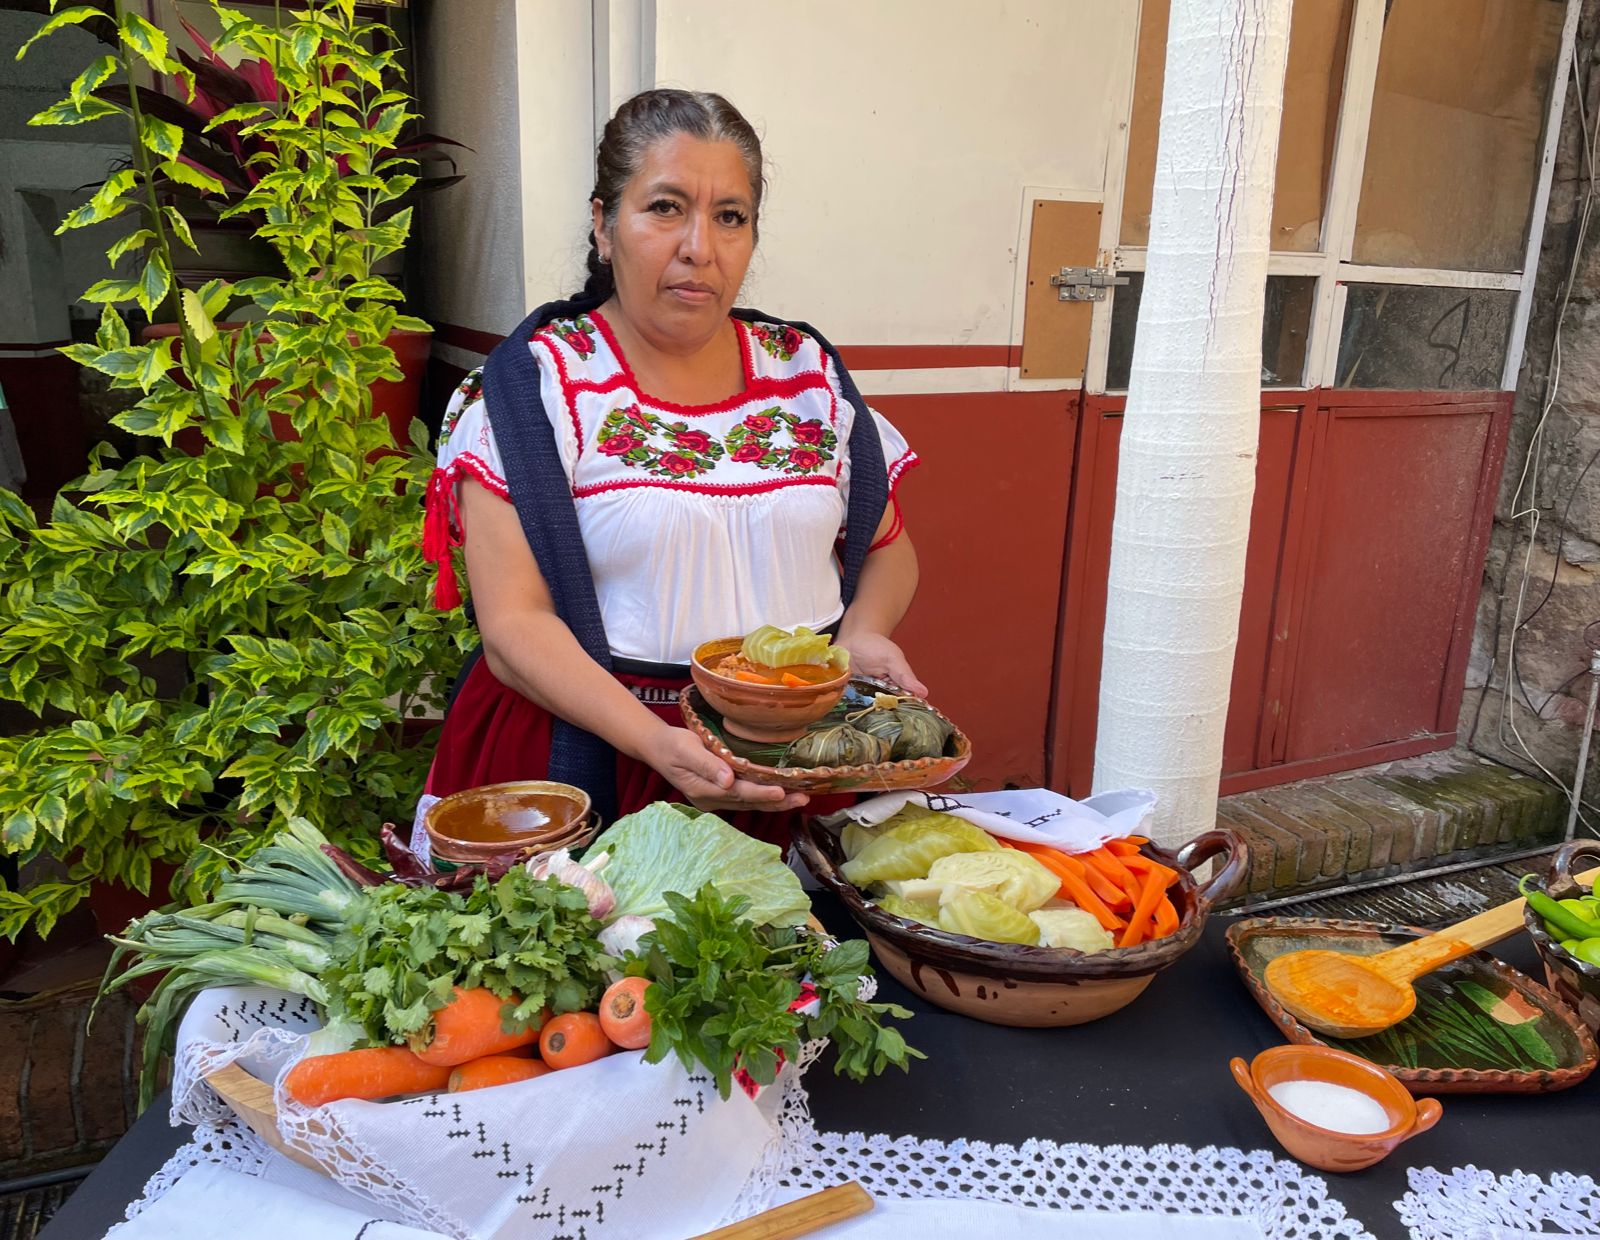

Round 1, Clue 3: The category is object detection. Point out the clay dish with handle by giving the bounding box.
[689,637,851,744]
[1230,1045,1442,1172]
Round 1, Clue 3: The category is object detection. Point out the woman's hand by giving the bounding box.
[839,630,928,698]
[641,723,810,814]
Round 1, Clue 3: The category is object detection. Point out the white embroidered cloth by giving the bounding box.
[126,985,1375,1240]
[840,787,1158,852]
[1395,1165,1600,1239]
[164,985,787,1239]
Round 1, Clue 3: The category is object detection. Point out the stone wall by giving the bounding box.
[1463,0,1600,821]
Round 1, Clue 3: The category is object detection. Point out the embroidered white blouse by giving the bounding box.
[434,310,917,666]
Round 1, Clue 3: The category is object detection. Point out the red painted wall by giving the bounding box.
[872,391,1076,789]
[1053,388,1513,797]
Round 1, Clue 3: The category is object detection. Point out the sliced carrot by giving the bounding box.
[779,671,809,688]
[448,1055,553,1093]
[1153,896,1180,938]
[1122,853,1179,886]
[733,669,778,684]
[285,1047,451,1107]
[409,987,541,1067]
[1118,864,1169,949]
[1104,839,1144,858]
[1087,847,1138,887]
[1031,856,1124,931]
[1077,859,1134,912]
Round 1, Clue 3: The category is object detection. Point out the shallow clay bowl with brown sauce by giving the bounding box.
[424,780,595,867]
[689,637,852,744]
[792,813,1248,1027]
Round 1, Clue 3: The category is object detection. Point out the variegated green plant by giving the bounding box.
[0,0,468,940]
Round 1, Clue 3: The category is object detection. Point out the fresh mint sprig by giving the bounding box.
[627,884,922,1098]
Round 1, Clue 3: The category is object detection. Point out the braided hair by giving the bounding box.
[581,89,765,299]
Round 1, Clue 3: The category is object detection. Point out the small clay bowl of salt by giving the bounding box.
[1230,1045,1442,1172]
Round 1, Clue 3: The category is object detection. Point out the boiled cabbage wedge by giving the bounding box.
[925,850,1059,914]
[740,624,849,671]
[839,813,1000,886]
[1029,906,1114,953]
[875,893,942,926]
[940,889,1039,945]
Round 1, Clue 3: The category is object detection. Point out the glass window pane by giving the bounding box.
[1106,274,1316,391]
[1352,0,1564,272]
[1121,0,1353,251]
[1334,284,1515,389]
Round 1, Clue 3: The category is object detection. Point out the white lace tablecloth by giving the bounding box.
[108,982,1378,1240]
[1396,1165,1600,1239]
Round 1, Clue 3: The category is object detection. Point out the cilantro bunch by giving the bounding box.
[323,868,613,1045]
[626,885,922,1098]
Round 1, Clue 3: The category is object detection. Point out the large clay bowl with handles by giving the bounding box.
[792,813,1249,1027]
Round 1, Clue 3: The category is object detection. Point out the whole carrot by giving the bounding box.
[448,1055,552,1093]
[1118,864,1169,949]
[284,1046,451,1107]
[409,987,541,1067]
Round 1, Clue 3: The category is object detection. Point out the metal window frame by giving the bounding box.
[1088,0,1581,396]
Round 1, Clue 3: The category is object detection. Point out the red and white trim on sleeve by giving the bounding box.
[420,456,514,609]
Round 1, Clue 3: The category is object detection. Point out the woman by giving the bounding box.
[422,89,923,843]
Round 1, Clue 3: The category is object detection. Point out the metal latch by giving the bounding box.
[1049,266,1129,302]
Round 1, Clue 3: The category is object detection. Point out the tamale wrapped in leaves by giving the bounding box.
[782,723,891,768]
[847,696,954,760]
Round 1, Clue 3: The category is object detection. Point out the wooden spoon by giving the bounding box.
[1264,865,1600,1037]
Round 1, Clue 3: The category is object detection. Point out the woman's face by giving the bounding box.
[594,133,756,350]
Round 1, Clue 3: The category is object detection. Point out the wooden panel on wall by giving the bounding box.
[1121,0,1354,251]
[1018,199,1102,381]
[1282,402,1495,760]
[876,390,1077,789]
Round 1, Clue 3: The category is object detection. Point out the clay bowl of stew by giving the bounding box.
[689,636,851,744]
[792,813,1249,1027]
[424,780,596,867]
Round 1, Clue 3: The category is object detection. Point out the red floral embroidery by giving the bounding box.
[748,322,807,362]
[723,406,838,476]
[594,403,725,479]
[551,315,599,359]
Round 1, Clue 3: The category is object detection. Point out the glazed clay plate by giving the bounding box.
[680,680,972,793]
[1228,916,1598,1094]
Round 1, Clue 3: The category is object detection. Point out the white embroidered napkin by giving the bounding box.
[836,787,1157,851]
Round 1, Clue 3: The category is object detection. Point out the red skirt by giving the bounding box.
[426,656,849,851]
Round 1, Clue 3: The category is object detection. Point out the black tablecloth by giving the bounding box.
[41,896,1599,1240]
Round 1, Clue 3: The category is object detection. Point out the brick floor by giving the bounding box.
[1218,751,1567,906]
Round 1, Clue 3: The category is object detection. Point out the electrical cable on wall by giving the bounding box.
[1471,36,1600,836]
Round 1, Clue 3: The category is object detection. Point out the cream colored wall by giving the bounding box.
[651,0,1138,347]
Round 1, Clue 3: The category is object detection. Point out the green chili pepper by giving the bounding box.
[1521,875,1600,942]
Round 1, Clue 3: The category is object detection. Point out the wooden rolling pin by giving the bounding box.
[692,1183,873,1239]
